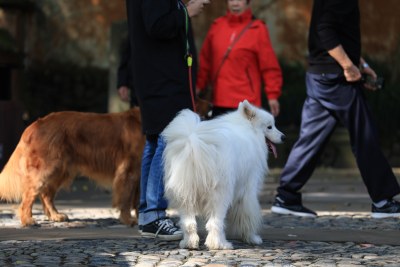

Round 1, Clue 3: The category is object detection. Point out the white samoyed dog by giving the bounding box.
[162,100,285,250]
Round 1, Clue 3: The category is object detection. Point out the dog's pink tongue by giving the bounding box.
[268,140,278,158]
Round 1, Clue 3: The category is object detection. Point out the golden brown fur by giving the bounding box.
[0,107,145,227]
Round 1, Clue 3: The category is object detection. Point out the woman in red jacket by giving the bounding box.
[196,0,283,117]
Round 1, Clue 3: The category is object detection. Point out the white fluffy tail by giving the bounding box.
[0,146,23,202]
[163,109,218,210]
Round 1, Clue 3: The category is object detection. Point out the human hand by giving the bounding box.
[361,65,378,91]
[328,45,361,83]
[343,64,362,82]
[195,87,202,95]
[268,99,280,117]
[118,86,130,102]
[186,0,211,17]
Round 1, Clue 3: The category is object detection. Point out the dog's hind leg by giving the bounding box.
[228,194,263,245]
[112,161,139,226]
[179,212,199,249]
[18,183,40,226]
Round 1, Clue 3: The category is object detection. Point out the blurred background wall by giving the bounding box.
[0,0,399,169]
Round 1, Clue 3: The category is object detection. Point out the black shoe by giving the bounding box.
[271,196,317,218]
[371,199,400,218]
[141,218,183,241]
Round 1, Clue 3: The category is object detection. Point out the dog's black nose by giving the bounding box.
[281,134,286,142]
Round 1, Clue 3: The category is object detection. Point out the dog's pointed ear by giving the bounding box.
[239,100,256,121]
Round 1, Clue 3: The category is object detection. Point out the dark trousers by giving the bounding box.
[211,106,236,118]
[277,72,400,204]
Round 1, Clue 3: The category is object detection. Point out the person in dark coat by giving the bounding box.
[125,0,211,240]
[271,0,400,218]
[117,35,137,107]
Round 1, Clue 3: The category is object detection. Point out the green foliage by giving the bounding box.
[262,59,307,129]
[277,60,307,128]
[0,28,17,52]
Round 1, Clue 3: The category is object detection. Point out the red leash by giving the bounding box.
[180,1,196,113]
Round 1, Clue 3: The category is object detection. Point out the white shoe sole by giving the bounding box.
[271,206,317,218]
[141,231,183,241]
[371,212,400,219]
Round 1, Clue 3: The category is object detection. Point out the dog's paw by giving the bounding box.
[179,235,200,250]
[119,214,137,226]
[21,217,37,227]
[220,241,234,250]
[205,236,233,250]
[247,234,263,245]
[205,241,233,250]
[50,213,69,222]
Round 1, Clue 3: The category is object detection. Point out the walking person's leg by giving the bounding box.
[141,136,168,224]
[140,135,183,240]
[338,86,400,218]
[272,96,337,217]
[272,72,341,217]
[138,138,157,227]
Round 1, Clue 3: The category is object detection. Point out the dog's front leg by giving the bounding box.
[205,216,233,250]
[179,212,199,249]
[40,190,69,222]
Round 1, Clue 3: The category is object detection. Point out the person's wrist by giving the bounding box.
[342,63,354,71]
[361,62,369,69]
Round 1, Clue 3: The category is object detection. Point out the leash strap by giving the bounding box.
[212,19,254,87]
[180,1,197,112]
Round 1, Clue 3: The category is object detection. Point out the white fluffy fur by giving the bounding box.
[162,100,284,250]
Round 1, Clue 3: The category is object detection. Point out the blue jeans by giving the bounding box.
[138,136,168,225]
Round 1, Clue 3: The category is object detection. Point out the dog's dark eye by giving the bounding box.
[267,126,272,129]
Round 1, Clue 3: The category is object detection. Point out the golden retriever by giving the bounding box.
[0,107,145,227]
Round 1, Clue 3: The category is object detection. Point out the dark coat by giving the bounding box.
[307,0,360,73]
[117,36,138,107]
[125,0,197,135]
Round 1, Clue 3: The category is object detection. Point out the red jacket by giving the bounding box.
[196,8,282,108]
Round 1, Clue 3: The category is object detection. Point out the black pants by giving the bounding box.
[277,72,400,204]
[211,106,236,118]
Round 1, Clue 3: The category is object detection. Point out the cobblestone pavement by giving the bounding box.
[1,169,400,266]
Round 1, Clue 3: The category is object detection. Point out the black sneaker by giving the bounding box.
[371,199,400,218]
[271,196,317,218]
[141,218,183,241]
